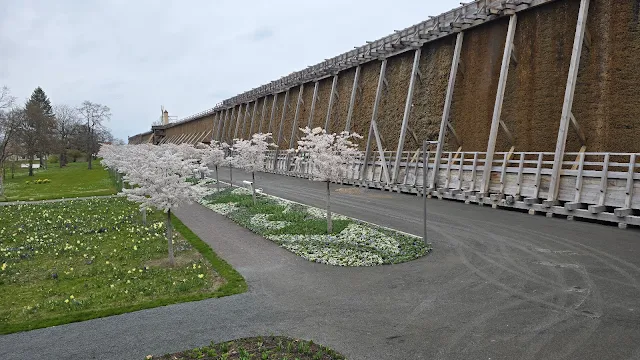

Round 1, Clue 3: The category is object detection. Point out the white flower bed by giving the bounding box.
[250,214,289,230]
[202,202,238,215]
[266,224,400,266]
[231,187,252,195]
[306,206,349,220]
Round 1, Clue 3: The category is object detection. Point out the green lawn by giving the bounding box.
[0,197,246,334]
[0,161,117,202]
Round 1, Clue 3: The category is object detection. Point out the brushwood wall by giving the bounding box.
[131,0,640,154]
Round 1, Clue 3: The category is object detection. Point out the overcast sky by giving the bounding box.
[1,0,460,141]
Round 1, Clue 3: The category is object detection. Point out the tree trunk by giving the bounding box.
[229,165,233,188]
[28,156,34,177]
[215,165,220,193]
[166,209,175,267]
[141,207,147,226]
[252,171,257,205]
[11,161,15,179]
[326,180,332,233]
[0,172,4,196]
[87,123,93,170]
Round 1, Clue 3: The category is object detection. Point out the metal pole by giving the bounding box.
[423,140,428,245]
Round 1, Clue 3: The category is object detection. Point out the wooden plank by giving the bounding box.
[574,151,586,203]
[598,153,610,206]
[482,14,517,194]
[533,153,544,198]
[469,152,479,192]
[444,152,454,189]
[324,75,339,131]
[345,66,361,132]
[217,109,227,141]
[499,152,509,194]
[393,48,422,183]
[307,82,319,128]
[571,145,587,170]
[433,32,464,189]
[625,154,636,209]
[290,84,305,146]
[548,0,590,201]
[457,152,465,191]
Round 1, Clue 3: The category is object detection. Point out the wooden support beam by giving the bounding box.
[361,59,391,185]
[393,48,422,183]
[515,153,525,198]
[307,82,319,128]
[216,109,226,141]
[345,65,361,132]
[241,102,251,139]
[571,145,587,170]
[259,96,268,134]
[248,101,258,137]
[433,32,464,189]
[499,120,515,145]
[325,75,339,131]
[226,107,236,142]
[548,0,590,201]
[482,14,517,195]
[268,92,279,137]
[570,112,587,145]
[276,89,290,147]
[290,84,305,147]
[233,103,244,139]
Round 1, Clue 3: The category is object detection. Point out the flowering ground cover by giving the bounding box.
[200,188,431,266]
[0,197,246,334]
[151,336,345,360]
[0,161,117,202]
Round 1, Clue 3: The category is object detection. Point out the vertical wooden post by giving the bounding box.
[225,107,235,142]
[360,59,391,185]
[249,101,258,138]
[625,154,636,209]
[345,65,361,132]
[215,110,224,141]
[393,48,422,183]
[259,96,268,134]
[481,15,518,195]
[233,104,244,139]
[241,102,250,139]
[290,84,305,146]
[432,32,464,189]
[268,93,279,136]
[325,74,339,131]
[277,89,291,148]
[308,82,319,128]
[548,0,590,201]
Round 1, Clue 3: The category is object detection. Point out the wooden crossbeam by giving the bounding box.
[570,112,587,145]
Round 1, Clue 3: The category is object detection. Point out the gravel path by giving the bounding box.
[1,170,639,359]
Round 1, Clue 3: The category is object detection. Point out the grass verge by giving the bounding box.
[0,161,117,202]
[152,336,345,360]
[0,198,246,334]
[201,188,430,266]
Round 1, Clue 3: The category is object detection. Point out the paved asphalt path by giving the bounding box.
[2,170,639,359]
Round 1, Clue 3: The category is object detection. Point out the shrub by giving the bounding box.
[49,155,59,164]
[25,181,31,185]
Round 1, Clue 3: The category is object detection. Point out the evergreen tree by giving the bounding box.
[21,87,56,174]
